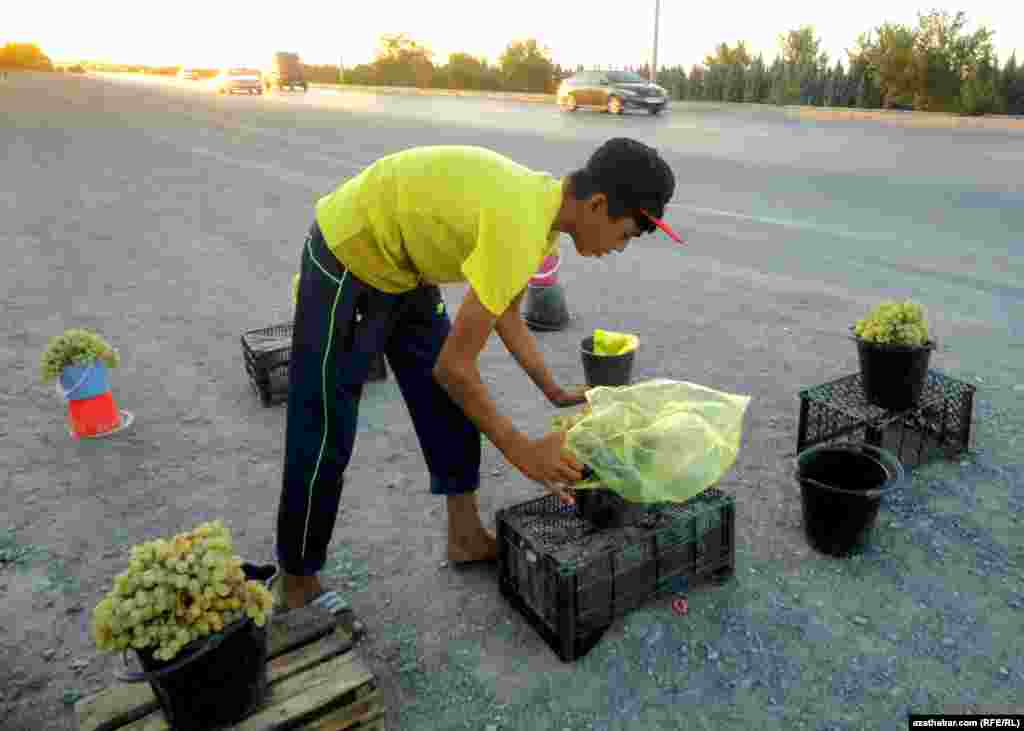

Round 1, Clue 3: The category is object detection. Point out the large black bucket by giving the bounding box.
[854,335,934,411]
[796,443,904,557]
[114,562,277,731]
[580,336,635,388]
[574,487,648,529]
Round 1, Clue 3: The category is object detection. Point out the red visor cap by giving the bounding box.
[640,209,686,245]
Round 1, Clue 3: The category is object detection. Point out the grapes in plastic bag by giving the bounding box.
[554,379,751,504]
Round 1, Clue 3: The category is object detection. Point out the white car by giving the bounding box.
[215,68,262,95]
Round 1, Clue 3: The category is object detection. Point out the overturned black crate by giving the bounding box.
[241,324,293,406]
[796,369,975,471]
[497,487,735,663]
[241,324,389,407]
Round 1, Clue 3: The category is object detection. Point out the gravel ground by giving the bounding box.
[1,71,1022,730]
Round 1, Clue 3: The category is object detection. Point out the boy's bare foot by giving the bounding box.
[447,527,498,563]
[446,492,498,563]
[280,573,324,611]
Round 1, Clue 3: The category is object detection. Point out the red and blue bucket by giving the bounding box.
[59,362,132,438]
[525,253,571,331]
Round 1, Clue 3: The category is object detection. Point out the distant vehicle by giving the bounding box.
[178,68,200,81]
[264,52,307,92]
[215,68,263,95]
[557,70,668,115]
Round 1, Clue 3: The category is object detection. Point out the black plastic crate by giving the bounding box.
[241,323,389,407]
[241,324,293,406]
[796,370,975,470]
[497,487,735,662]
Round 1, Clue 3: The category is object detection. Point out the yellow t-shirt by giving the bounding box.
[314,145,564,317]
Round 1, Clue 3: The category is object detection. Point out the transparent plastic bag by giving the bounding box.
[553,379,752,503]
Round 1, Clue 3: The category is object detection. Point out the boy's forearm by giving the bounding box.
[494,306,560,401]
[433,363,529,460]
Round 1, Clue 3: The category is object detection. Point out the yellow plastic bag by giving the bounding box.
[593,329,639,355]
[555,379,751,504]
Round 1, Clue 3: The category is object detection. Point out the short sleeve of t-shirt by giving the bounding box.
[462,204,551,317]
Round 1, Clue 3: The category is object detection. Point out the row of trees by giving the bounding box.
[653,14,1024,115]
[6,11,1022,115]
[342,35,569,94]
[339,12,1021,115]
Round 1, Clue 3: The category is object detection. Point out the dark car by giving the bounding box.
[557,70,668,115]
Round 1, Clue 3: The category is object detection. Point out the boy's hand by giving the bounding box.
[548,384,589,408]
[508,431,583,503]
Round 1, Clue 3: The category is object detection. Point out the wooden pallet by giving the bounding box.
[75,607,383,730]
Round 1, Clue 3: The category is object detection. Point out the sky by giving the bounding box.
[8,0,1023,72]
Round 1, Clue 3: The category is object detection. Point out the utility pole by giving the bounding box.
[651,0,661,83]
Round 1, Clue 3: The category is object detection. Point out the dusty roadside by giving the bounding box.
[1,71,1021,731]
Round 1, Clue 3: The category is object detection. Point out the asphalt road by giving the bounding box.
[90,70,1024,366]
[3,71,1023,730]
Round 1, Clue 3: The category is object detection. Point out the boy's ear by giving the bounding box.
[587,192,608,215]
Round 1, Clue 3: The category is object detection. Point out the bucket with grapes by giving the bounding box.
[92,520,277,730]
[851,300,936,411]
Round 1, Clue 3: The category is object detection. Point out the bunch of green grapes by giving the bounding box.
[92,520,275,662]
[854,300,929,346]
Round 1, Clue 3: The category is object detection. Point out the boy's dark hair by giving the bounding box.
[569,138,675,234]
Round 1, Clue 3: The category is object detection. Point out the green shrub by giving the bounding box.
[853,300,931,346]
[40,328,120,383]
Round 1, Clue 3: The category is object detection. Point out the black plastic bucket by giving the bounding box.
[796,443,904,557]
[854,335,934,411]
[114,562,277,731]
[574,486,647,529]
[580,336,635,388]
[524,283,571,332]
